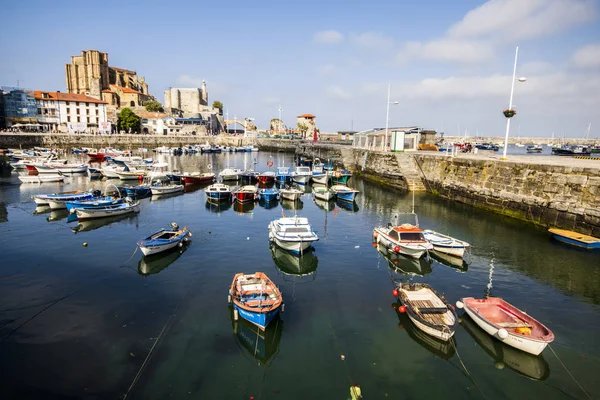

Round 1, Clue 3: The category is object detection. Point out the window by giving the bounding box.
[67,116,71,122]
[76,108,80,115]
[66,101,70,106]
[388,230,399,241]
[87,117,90,123]
[95,103,98,108]
[130,101,135,107]
[76,102,79,106]
[77,116,80,122]
[399,232,425,241]
[66,108,70,114]
[95,109,99,116]
[37,108,42,115]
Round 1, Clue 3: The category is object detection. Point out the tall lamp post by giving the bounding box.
[383,84,399,151]
[501,46,527,160]
[278,105,283,135]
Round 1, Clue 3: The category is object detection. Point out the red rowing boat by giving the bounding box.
[233,185,258,203]
[182,172,215,185]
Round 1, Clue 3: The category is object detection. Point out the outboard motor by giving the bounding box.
[91,189,102,197]
[170,222,179,231]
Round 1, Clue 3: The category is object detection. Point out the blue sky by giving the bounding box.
[1,0,599,137]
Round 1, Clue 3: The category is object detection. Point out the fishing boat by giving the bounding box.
[291,166,312,185]
[205,183,232,202]
[330,184,360,202]
[146,162,169,182]
[552,145,591,156]
[259,188,279,202]
[150,183,184,195]
[18,174,64,184]
[47,191,102,210]
[373,214,433,259]
[458,297,554,355]
[124,185,152,198]
[240,170,260,184]
[275,166,292,184]
[116,170,147,180]
[233,185,258,203]
[394,282,458,341]
[331,169,352,184]
[181,172,216,185]
[311,161,331,185]
[65,196,123,212]
[71,199,140,220]
[228,272,283,330]
[423,230,471,258]
[526,145,543,153]
[312,186,336,201]
[268,215,319,254]
[32,190,93,205]
[137,222,191,256]
[548,228,600,249]
[257,171,276,183]
[87,168,103,179]
[35,163,88,174]
[279,187,303,201]
[87,151,106,161]
[219,167,243,181]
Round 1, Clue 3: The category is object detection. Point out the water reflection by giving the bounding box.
[270,244,318,278]
[460,314,550,380]
[0,202,7,222]
[151,191,184,201]
[234,201,255,214]
[431,251,469,273]
[230,308,283,367]
[258,198,279,209]
[33,205,51,215]
[46,209,69,222]
[205,200,232,214]
[335,199,359,212]
[393,302,455,360]
[137,244,189,276]
[71,214,137,233]
[377,243,432,276]
[280,199,303,211]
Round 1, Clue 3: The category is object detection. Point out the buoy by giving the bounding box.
[392,289,399,297]
[498,328,509,339]
[83,242,88,247]
[178,242,183,248]
[399,305,407,313]
[282,304,285,312]
[455,300,464,309]
[250,396,254,400]
[393,245,400,253]
[373,231,378,239]
[494,361,506,370]
[228,294,232,304]
[340,354,345,361]
[233,309,239,321]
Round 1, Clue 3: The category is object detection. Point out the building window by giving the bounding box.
[66,108,70,114]
[87,117,90,123]
[66,101,70,106]
[77,116,80,122]
[96,109,99,116]
[130,101,135,107]
[67,116,71,122]
[37,108,42,115]
[95,103,98,108]
[76,108,80,115]
[76,102,79,106]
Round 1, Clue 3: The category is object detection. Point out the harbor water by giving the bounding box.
[0,151,598,399]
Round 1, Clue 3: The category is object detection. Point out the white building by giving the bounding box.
[138,112,179,135]
[34,91,109,133]
[353,127,421,151]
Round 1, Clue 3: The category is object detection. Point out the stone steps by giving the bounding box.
[395,153,427,191]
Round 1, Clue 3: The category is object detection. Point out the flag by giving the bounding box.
[313,128,318,143]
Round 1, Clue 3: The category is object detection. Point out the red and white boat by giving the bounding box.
[87,151,106,161]
[458,297,554,355]
[257,171,276,183]
[233,185,258,203]
[182,172,216,185]
[373,215,433,259]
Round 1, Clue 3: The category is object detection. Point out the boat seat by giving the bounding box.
[496,322,531,328]
[240,289,274,296]
[243,299,278,307]
[414,307,448,314]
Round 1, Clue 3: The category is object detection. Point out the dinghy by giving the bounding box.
[259,188,279,202]
[233,185,258,203]
[71,199,140,220]
[150,183,184,195]
[423,230,470,258]
[182,172,216,185]
[330,184,360,202]
[32,190,92,205]
[137,223,191,256]
[394,282,457,341]
[312,186,336,201]
[205,183,232,202]
[65,196,123,212]
[458,297,554,355]
[268,215,319,254]
[279,187,303,201]
[228,272,283,330]
[18,175,64,184]
[548,228,600,249]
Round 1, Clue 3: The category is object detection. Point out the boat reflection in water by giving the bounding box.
[33,205,51,215]
[230,307,283,367]
[280,199,303,211]
[205,200,232,214]
[258,197,279,210]
[234,200,255,214]
[270,243,318,278]
[335,198,359,212]
[377,243,432,276]
[47,209,69,222]
[313,197,335,212]
[151,191,183,201]
[138,242,189,276]
[431,250,469,273]
[393,301,455,360]
[460,314,550,380]
[71,214,136,233]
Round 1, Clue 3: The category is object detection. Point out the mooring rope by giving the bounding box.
[548,344,592,400]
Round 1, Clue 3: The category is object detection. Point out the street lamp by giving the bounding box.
[278,105,283,135]
[501,46,527,160]
[383,84,399,151]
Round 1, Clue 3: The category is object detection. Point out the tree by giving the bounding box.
[212,101,223,114]
[145,100,163,112]
[118,108,141,133]
[270,118,284,132]
[297,122,309,139]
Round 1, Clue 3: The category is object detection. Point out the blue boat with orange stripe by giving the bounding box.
[228,272,283,330]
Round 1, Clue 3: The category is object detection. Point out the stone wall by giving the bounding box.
[414,155,600,235]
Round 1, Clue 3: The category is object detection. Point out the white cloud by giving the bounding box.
[318,64,336,75]
[448,0,596,42]
[398,39,494,64]
[572,44,600,68]
[350,32,395,50]
[519,61,556,75]
[325,85,352,100]
[176,74,204,87]
[313,30,344,44]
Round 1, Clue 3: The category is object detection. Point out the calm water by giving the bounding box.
[0,152,599,400]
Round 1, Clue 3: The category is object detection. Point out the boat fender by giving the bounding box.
[281,304,285,313]
[393,245,401,253]
[455,300,464,309]
[494,361,505,370]
[398,306,407,313]
[233,309,238,320]
[179,242,183,248]
[498,329,509,339]
[228,294,231,304]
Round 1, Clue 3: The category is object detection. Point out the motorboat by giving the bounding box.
[423,230,471,259]
[275,167,292,184]
[35,163,88,174]
[47,190,102,210]
[551,145,591,156]
[526,145,543,153]
[311,162,331,185]
[240,170,260,184]
[124,185,152,199]
[279,187,303,201]
[32,190,93,206]
[312,186,336,201]
[394,282,458,341]
[373,215,433,259]
[147,162,170,182]
[330,184,360,202]
[205,183,232,202]
[116,170,147,180]
[181,172,216,185]
[257,171,276,183]
[233,185,258,203]
[228,272,283,330]
[475,143,499,151]
[101,164,129,179]
[548,228,600,249]
[457,297,554,355]
[259,188,279,202]
[291,166,312,185]
[150,183,184,196]
[65,196,123,212]
[137,222,191,256]
[219,167,243,181]
[331,169,352,184]
[71,199,140,220]
[268,215,319,254]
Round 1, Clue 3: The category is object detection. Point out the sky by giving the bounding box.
[1,0,599,138]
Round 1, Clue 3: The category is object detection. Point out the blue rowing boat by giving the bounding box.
[65,196,124,212]
[548,228,600,249]
[259,188,279,202]
[229,272,283,330]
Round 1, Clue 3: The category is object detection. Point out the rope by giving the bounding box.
[548,344,592,400]
[119,246,139,267]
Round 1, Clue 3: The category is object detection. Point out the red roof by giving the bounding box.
[136,112,168,119]
[110,85,144,95]
[102,89,115,93]
[34,91,107,104]
[297,113,315,118]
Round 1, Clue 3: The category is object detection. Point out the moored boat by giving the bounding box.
[312,186,336,201]
[65,196,123,212]
[394,282,458,341]
[233,185,258,203]
[258,171,276,183]
[228,272,283,330]
[32,190,92,205]
[116,170,147,180]
[137,222,191,256]
[526,145,543,153]
[458,297,554,355]
[240,170,260,184]
[279,187,303,201]
[268,215,319,254]
[373,215,433,259]
[87,168,103,179]
[182,172,216,185]
[71,199,140,220]
[259,188,279,202]
[423,229,470,258]
[219,167,243,181]
[150,183,184,196]
[275,166,292,184]
[331,169,352,184]
[205,183,232,202]
[330,184,359,202]
[291,166,312,185]
[548,228,600,249]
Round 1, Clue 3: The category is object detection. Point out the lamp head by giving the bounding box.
[392,101,399,105]
[518,77,527,82]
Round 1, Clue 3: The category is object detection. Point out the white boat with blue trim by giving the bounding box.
[268,216,319,254]
[137,223,192,256]
[423,230,470,258]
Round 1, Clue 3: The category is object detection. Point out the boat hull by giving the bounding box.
[183,175,215,185]
[311,174,331,185]
[406,313,455,342]
[548,228,600,249]
[19,175,64,184]
[235,192,257,203]
[332,175,350,184]
[151,185,184,195]
[74,204,140,220]
[206,191,232,202]
[233,303,280,330]
[280,191,302,201]
[292,175,310,185]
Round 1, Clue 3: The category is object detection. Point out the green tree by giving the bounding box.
[212,101,223,114]
[297,122,308,138]
[118,108,141,133]
[145,100,164,112]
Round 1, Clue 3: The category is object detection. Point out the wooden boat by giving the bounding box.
[219,167,243,181]
[259,188,279,202]
[548,228,600,249]
[65,196,123,212]
[137,223,191,256]
[205,183,232,202]
[312,186,336,201]
[423,229,470,258]
[330,184,360,202]
[150,183,184,195]
[279,187,303,201]
[458,297,554,355]
[71,200,140,220]
[18,174,64,184]
[233,185,258,203]
[228,272,283,330]
[331,169,352,184]
[257,171,276,183]
[395,282,457,341]
[291,166,311,185]
[373,217,433,259]
[32,190,91,205]
[87,168,103,179]
[268,216,319,254]
[182,172,216,185]
[116,170,147,180]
